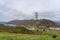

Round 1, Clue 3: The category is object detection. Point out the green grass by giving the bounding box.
[0,30,60,40]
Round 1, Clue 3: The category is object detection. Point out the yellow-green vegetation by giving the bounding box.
[0,30,60,40]
[0,24,41,34]
[0,24,60,40]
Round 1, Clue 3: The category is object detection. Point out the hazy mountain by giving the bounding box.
[6,19,58,27]
[0,22,6,24]
[55,21,60,24]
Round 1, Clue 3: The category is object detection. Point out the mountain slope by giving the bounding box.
[37,19,58,27]
[6,19,58,27]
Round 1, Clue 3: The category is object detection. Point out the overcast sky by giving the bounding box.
[0,0,60,22]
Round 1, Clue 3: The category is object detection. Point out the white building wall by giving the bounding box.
[49,27,60,30]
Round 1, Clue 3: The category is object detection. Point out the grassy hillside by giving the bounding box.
[0,30,60,40]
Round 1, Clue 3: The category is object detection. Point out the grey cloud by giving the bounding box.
[38,12,55,18]
[0,0,60,21]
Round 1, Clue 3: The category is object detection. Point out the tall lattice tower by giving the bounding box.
[35,12,38,20]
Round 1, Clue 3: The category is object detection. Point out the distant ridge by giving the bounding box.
[0,22,6,24]
[6,19,58,27]
[55,21,60,24]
